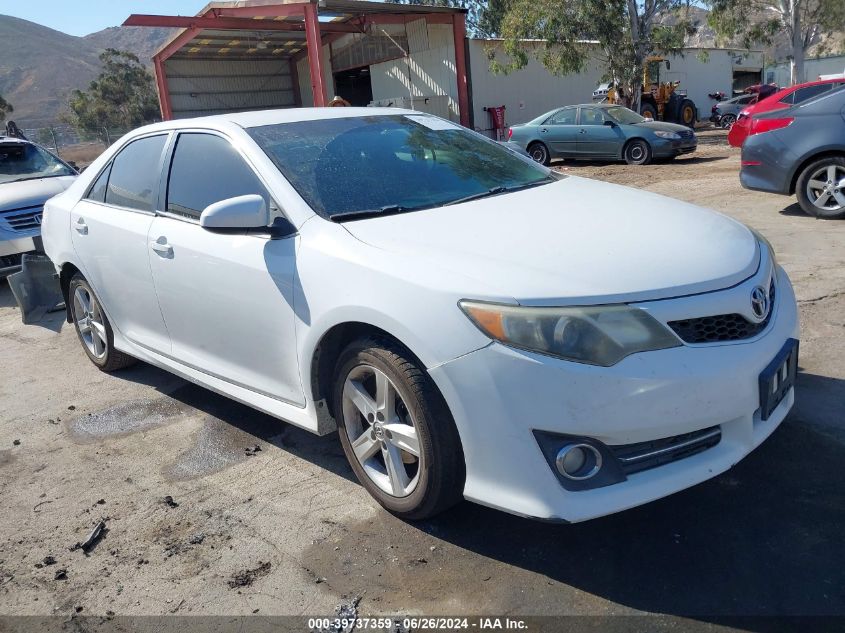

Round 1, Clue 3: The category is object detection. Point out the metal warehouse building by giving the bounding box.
[126,0,763,136]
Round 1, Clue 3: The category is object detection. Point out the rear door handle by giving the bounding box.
[74,218,88,235]
[150,237,173,256]
[580,129,587,134]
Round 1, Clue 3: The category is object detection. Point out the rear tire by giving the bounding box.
[527,141,550,166]
[332,336,465,520]
[719,113,736,129]
[795,156,845,219]
[69,274,136,372]
[623,139,652,165]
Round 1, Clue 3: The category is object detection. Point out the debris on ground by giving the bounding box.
[12,439,20,446]
[67,405,76,411]
[227,561,271,588]
[95,499,106,505]
[311,596,363,633]
[54,569,67,580]
[42,555,57,566]
[162,495,179,508]
[244,444,262,457]
[70,520,107,553]
[187,532,206,545]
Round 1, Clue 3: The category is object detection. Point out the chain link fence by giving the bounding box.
[14,125,131,169]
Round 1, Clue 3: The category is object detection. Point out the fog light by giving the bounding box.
[555,443,602,480]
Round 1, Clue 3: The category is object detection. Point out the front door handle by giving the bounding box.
[150,237,173,256]
[74,218,88,235]
[540,127,548,133]
[580,129,587,134]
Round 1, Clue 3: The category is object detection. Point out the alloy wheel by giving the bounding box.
[341,364,421,497]
[73,285,107,360]
[806,164,845,212]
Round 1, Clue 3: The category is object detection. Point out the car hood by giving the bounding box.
[343,177,758,305]
[633,120,692,133]
[0,176,76,212]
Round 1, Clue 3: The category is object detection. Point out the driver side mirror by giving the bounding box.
[200,194,269,230]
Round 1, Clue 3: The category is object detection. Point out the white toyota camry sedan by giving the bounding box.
[41,108,798,522]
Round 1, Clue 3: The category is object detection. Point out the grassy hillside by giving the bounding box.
[0,15,172,126]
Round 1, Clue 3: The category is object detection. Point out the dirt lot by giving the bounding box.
[1,130,844,627]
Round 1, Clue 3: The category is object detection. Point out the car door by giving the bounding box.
[538,107,579,156]
[147,131,304,406]
[69,133,171,353]
[575,107,621,157]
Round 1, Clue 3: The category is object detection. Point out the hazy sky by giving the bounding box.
[1,1,203,36]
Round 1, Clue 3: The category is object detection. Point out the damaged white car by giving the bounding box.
[39,108,798,522]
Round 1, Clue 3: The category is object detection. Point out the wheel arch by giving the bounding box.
[308,321,431,419]
[58,261,82,323]
[789,149,845,195]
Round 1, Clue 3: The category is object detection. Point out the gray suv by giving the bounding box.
[1,137,77,276]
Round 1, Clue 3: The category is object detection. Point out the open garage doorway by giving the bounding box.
[333,67,373,106]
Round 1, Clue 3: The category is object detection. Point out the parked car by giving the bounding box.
[710,94,757,128]
[1,137,77,277]
[729,78,845,148]
[740,85,845,218]
[41,108,797,522]
[508,104,696,166]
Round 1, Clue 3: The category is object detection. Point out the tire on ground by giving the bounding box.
[332,336,465,520]
[795,155,845,219]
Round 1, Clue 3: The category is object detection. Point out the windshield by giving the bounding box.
[248,115,554,219]
[605,107,645,125]
[0,142,76,185]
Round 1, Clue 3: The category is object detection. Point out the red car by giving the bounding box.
[728,78,845,147]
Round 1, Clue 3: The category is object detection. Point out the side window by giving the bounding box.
[737,96,754,105]
[580,109,605,125]
[779,92,795,105]
[86,163,112,203]
[166,133,270,220]
[547,108,577,125]
[793,84,830,104]
[105,135,167,211]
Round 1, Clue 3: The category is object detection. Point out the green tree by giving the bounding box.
[707,0,844,85]
[0,94,13,123]
[488,0,694,111]
[66,49,159,140]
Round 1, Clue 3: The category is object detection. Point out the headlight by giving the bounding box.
[459,301,681,366]
[654,130,681,139]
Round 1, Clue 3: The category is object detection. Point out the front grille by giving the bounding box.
[610,426,722,476]
[0,206,42,233]
[668,279,776,344]
[678,129,695,139]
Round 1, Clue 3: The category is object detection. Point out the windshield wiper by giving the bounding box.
[329,203,432,222]
[444,178,554,207]
[2,175,59,184]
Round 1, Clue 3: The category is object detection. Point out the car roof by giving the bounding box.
[127,107,423,135]
[762,78,845,103]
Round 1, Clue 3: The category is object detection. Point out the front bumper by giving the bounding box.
[429,265,799,522]
[0,236,38,277]
[652,138,697,158]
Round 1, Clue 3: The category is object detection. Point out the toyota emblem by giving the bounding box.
[750,285,770,321]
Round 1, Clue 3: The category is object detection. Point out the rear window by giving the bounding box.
[105,135,167,212]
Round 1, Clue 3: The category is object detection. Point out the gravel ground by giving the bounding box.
[1,129,843,626]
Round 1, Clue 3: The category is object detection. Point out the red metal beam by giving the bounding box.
[125,14,362,33]
[303,3,327,106]
[212,4,308,19]
[452,13,470,127]
[153,57,173,120]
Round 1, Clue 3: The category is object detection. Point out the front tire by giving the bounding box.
[679,99,697,128]
[527,141,550,166]
[69,274,136,371]
[795,156,845,219]
[332,337,465,520]
[719,113,736,129]
[623,139,652,165]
